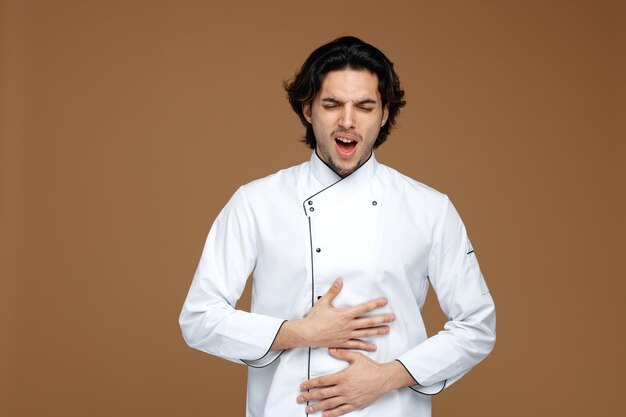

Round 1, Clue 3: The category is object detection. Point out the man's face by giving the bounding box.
[304,69,389,177]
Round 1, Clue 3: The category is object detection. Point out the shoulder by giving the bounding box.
[375,163,459,237]
[375,162,449,207]
[239,160,309,199]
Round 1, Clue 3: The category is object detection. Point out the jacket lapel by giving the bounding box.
[303,151,378,217]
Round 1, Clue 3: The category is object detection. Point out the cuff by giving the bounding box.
[240,320,287,368]
[394,359,447,396]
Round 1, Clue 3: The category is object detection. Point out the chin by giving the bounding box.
[334,164,357,177]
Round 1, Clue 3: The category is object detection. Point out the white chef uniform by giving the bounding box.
[179,151,496,417]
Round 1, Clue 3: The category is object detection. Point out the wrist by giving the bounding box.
[291,319,312,348]
[382,360,418,392]
[273,319,311,350]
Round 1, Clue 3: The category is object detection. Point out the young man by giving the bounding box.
[179,36,496,417]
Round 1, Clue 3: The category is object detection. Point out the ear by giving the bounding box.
[381,104,389,127]
[303,102,312,123]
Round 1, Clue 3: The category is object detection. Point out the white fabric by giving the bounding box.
[179,151,496,417]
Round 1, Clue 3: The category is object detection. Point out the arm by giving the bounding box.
[179,187,285,366]
[179,187,397,366]
[395,196,496,394]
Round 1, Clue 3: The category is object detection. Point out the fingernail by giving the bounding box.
[296,395,303,403]
[306,406,312,413]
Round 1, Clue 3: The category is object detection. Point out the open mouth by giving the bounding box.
[335,136,357,156]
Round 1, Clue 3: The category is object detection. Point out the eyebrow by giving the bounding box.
[321,97,378,105]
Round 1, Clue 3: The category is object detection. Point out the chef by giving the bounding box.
[179,36,496,417]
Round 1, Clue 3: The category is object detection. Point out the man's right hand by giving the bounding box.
[271,278,395,352]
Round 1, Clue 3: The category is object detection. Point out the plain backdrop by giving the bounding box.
[1,0,625,416]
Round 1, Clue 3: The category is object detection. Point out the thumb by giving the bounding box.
[329,348,360,363]
[320,278,343,304]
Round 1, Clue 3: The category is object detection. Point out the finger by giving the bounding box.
[305,396,345,414]
[328,347,361,363]
[348,297,388,317]
[352,313,395,329]
[332,339,377,352]
[301,374,336,391]
[350,326,390,339]
[297,386,339,403]
[322,403,356,417]
[319,278,343,305]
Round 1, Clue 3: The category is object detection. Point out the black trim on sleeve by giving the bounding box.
[240,320,287,368]
[394,359,447,396]
[467,250,475,255]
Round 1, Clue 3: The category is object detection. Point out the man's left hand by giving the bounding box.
[296,348,415,417]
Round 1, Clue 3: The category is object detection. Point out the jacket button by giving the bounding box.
[308,200,313,205]
[315,248,321,253]
[372,201,377,206]
[309,207,314,212]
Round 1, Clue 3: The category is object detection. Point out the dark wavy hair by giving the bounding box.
[285,36,406,149]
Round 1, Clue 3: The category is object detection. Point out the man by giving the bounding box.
[179,36,495,417]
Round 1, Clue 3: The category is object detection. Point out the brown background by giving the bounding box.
[2,0,625,416]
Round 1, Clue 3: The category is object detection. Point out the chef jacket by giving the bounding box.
[179,151,496,417]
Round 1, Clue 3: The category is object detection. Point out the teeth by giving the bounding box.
[336,137,354,143]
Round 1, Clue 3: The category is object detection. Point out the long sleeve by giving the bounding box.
[179,186,286,367]
[397,196,496,394]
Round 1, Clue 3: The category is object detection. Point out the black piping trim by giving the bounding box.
[302,178,342,215]
[394,359,447,396]
[240,320,287,368]
[467,250,475,255]
[301,151,373,416]
[308,218,315,308]
[301,151,374,215]
[306,346,312,415]
[306,217,315,416]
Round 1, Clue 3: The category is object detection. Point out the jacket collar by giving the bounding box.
[310,150,342,187]
[304,150,378,217]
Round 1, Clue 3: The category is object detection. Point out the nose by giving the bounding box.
[338,104,355,130]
